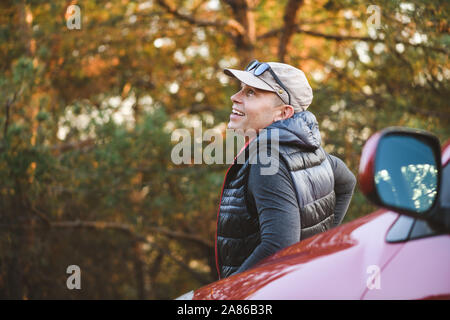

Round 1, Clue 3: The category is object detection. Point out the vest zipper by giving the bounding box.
[215,138,253,280]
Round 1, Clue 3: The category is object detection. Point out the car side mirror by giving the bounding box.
[359,127,444,229]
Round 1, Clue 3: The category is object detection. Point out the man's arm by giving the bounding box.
[230,160,300,276]
[326,154,357,227]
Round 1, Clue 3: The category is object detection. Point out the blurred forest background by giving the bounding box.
[0,0,448,299]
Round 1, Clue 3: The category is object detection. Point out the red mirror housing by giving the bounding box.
[358,127,447,232]
[358,131,381,200]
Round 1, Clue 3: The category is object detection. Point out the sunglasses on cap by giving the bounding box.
[245,59,291,105]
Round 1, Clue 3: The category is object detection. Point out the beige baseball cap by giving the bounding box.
[224,61,313,112]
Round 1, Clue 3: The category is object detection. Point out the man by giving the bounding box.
[215,60,356,279]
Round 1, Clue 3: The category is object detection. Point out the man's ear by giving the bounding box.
[274,105,295,122]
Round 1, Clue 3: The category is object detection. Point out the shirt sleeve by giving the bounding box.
[326,153,357,227]
[230,159,300,276]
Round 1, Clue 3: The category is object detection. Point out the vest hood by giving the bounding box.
[265,111,322,151]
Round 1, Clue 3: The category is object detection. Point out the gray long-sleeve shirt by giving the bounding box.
[230,154,356,276]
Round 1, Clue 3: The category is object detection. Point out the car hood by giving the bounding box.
[194,209,403,300]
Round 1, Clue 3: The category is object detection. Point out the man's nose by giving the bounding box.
[231,90,242,104]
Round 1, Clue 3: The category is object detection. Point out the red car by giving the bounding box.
[177,127,450,300]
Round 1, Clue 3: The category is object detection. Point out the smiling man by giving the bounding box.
[229,82,290,134]
[215,60,356,279]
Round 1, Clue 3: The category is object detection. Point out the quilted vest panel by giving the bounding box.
[216,142,335,279]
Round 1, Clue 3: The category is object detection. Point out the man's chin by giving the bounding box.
[227,121,238,130]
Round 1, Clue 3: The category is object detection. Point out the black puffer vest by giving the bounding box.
[215,111,336,279]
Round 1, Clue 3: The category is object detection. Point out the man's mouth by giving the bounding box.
[231,108,245,116]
